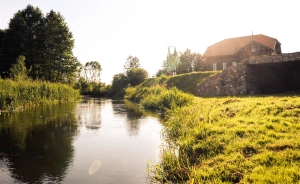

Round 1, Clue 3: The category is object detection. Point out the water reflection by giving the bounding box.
[0,103,78,183]
[0,97,163,184]
[76,97,103,130]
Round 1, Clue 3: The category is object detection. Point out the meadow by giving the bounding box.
[125,82,300,183]
[150,95,300,183]
[0,79,80,111]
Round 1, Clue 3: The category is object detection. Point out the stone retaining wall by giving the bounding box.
[196,61,248,96]
[196,52,300,96]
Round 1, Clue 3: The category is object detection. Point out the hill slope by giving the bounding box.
[141,71,217,95]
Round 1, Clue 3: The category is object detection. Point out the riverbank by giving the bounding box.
[125,86,300,183]
[0,79,80,111]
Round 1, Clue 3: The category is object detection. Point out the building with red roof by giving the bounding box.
[203,34,282,71]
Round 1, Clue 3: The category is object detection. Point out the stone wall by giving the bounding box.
[196,61,248,96]
[248,52,300,64]
[196,52,300,96]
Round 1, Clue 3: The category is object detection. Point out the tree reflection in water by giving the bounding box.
[0,102,78,183]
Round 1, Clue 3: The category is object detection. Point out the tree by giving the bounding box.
[0,5,44,78]
[111,73,128,96]
[161,48,179,76]
[124,55,141,74]
[83,61,102,82]
[0,5,80,84]
[10,55,29,81]
[156,69,168,77]
[178,48,194,74]
[127,68,148,86]
[193,53,205,71]
[0,29,6,76]
[42,10,79,83]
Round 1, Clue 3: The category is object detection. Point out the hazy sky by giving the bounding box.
[1,0,300,84]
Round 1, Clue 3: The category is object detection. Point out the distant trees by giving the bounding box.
[127,68,148,86]
[124,55,141,74]
[83,61,102,83]
[111,56,148,96]
[0,5,80,84]
[158,48,205,76]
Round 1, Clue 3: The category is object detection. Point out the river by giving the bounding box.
[0,97,162,183]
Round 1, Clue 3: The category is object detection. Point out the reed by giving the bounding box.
[0,78,80,111]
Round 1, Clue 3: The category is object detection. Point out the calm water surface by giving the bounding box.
[0,97,162,183]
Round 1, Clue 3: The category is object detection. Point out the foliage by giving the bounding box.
[127,67,148,86]
[0,5,44,78]
[125,86,194,112]
[82,61,102,82]
[110,56,148,97]
[0,5,80,84]
[110,73,128,97]
[159,48,205,76]
[155,69,168,77]
[10,55,30,81]
[149,95,300,183]
[163,54,179,75]
[177,49,205,74]
[0,78,80,111]
[124,55,141,74]
[74,77,109,97]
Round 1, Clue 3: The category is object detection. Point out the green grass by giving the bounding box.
[0,78,80,111]
[141,71,217,94]
[145,95,300,183]
[125,86,194,112]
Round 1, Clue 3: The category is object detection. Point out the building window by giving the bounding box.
[213,63,217,71]
[222,63,226,70]
[232,62,237,67]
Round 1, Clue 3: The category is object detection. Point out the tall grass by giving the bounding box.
[0,78,80,111]
[125,86,194,112]
[149,96,300,183]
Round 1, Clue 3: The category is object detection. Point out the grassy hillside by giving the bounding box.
[141,71,217,94]
[149,95,300,183]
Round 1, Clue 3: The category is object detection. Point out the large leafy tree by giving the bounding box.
[0,5,44,78]
[41,10,79,83]
[127,68,148,86]
[111,73,128,96]
[0,5,80,84]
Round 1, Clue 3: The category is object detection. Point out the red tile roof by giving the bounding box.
[203,34,280,58]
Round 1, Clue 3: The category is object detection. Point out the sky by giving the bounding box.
[1,0,300,84]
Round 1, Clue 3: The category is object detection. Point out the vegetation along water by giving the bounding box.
[125,80,300,183]
[1,4,300,184]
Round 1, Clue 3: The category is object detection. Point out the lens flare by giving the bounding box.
[88,160,101,175]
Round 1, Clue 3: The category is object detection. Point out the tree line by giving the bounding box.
[0,5,206,98]
[0,5,79,84]
[156,48,205,77]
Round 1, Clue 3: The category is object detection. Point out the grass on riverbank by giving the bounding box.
[141,71,217,95]
[148,95,300,183]
[125,86,194,112]
[0,78,80,111]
